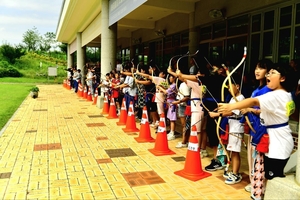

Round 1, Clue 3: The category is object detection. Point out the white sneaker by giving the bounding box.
[175,142,188,148]
[201,149,208,158]
[244,183,251,192]
[150,121,159,128]
[167,132,175,141]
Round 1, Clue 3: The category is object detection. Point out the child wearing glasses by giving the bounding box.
[218,63,296,199]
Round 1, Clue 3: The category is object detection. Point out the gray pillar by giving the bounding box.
[67,44,73,69]
[76,32,85,83]
[101,0,117,75]
[189,12,198,55]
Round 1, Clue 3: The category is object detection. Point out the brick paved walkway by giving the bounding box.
[0,85,250,199]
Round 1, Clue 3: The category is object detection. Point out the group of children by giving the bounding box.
[68,57,297,200]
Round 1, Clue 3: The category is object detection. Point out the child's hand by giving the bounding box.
[209,112,219,118]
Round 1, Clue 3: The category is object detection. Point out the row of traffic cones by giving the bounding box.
[102,97,211,182]
[63,81,97,104]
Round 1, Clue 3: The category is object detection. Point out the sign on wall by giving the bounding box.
[109,0,147,26]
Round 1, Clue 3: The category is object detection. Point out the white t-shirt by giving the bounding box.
[186,80,203,112]
[101,80,110,93]
[256,90,295,159]
[228,94,245,133]
[153,76,165,103]
[177,82,190,106]
[124,76,137,96]
[116,64,122,72]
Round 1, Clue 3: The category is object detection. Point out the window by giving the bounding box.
[252,14,261,32]
[181,32,189,45]
[228,15,248,36]
[264,10,274,30]
[280,6,292,27]
[263,31,273,60]
[200,26,211,40]
[213,21,226,38]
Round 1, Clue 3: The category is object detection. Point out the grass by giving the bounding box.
[0,83,35,131]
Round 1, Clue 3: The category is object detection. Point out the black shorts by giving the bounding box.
[264,155,289,180]
[147,101,157,112]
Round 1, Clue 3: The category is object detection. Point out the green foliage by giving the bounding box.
[0,66,22,78]
[22,26,40,51]
[30,86,39,92]
[0,43,26,64]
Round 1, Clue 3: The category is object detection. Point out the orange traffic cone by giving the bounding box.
[77,83,83,97]
[107,97,118,119]
[135,106,155,143]
[122,101,139,132]
[148,113,175,156]
[68,80,72,90]
[87,86,93,101]
[83,86,87,99]
[174,125,211,181]
[101,93,109,115]
[92,88,98,105]
[63,79,66,88]
[116,98,127,126]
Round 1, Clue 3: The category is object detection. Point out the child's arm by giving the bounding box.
[218,98,260,114]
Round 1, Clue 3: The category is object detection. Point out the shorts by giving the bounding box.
[167,104,177,121]
[226,132,244,152]
[264,155,289,180]
[191,111,205,132]
[147,101,157,112]
[178,105,186,118]
[157,102,164,115]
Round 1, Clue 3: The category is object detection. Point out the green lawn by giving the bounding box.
[0,83,35,131]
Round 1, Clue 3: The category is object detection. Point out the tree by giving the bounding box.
[40,32,56,53]
[0,43,25,64]
[22,26,40,51]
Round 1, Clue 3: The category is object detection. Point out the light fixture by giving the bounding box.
[154,29,166,37]
[208,9,224,19]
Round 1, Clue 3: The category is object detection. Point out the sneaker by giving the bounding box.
[205,159,224,171]
[244,183,251,193]
[201,149,208,158]
[167,132,175,141]
[223,171,233,179]
[150,121,159,128]
[225,173,242,185]
[175,142,188,148]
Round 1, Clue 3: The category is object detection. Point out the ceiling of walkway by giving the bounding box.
[56,0,201,45]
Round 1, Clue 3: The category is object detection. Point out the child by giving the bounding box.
[210,78,245,184]
[167,67,191,147]
[240,59,272,198]
[111,73,121,115]
[218,63,296,190]
[157,74,177,140]
[176,69,208,157]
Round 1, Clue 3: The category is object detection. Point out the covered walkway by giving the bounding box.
[0,85,250,199]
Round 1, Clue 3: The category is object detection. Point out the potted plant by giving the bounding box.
[30,86,39,98]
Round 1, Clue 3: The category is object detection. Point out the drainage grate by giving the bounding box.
[33,109,48,111]
[0,172,11,179]
[64,117,73,119]
[96,158,113,164]
[126,132,138,135]
[171,156,186,162]
[88,115,103,118]
[86,123,105,127]
[78,112,85,114]
[34,143,62,151]
[122,171,165,187]
[105,148,137,158]
[26,130,37,133]
[96,136,108,140]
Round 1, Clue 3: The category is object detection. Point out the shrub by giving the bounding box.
[0,67,22,77]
